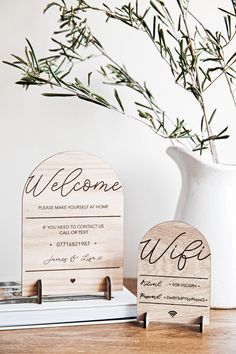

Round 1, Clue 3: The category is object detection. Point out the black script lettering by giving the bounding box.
[140,292,162,300]
[25,169,63,197]
[140,232,210,271]
[43,255,68,265]
[140,280,162,287]
[170,240,210,270]
[24,168,122,197]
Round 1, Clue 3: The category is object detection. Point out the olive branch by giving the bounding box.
[4,0,236,162]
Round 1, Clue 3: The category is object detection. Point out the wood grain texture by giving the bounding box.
[0,279,236,354]
[22,152,123,296]
[137,221,210,326]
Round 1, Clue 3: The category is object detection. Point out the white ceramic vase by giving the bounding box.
[167,146,236,308]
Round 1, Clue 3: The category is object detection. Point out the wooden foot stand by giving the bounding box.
[199,316,205,333]
[104,276,112,300]
[37,279,42,304]
[143,312,150,329]
[36,276,112,304]
[142,313,205,333]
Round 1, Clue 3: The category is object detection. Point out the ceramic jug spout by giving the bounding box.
[166,146,207,178]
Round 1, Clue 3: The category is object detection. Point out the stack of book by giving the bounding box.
[0,283,136,330]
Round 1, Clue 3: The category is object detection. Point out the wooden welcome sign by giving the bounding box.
[137,221,211,331]
[22,152,123,297]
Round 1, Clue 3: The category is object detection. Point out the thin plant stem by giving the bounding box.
[180,2,219,163]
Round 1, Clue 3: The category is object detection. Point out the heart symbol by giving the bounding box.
[70,278,76,283]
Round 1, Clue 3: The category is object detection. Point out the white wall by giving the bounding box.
[0,0,236,282]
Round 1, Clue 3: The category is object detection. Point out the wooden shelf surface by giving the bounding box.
[0,278,236,354]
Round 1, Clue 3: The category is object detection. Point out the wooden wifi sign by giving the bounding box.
[22,152,123,297]
[137,221,211,332]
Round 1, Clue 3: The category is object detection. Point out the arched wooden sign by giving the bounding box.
[137,221,211,330]
[22,152,123,296]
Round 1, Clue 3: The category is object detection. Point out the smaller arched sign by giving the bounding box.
[22,152,123,297]
[137,221,211,331]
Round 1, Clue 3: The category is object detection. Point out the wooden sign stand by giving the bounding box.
[137,221,211,333]
[36,276,112,304]
[22,152,124,301]
[0,152,137,329]
[142,313,205,332]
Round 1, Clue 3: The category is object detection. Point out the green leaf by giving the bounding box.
[54,29,70,35]
[205,29,218,43]
[76,93,110,107]
[202,58,220,63]
[2,61,23,70]
[16,80,39,86]
[135,102,152,110]
[224,15,232,40]
[178,14,181,31]
[43,2,61,14]
[25,38,39,70]
[176,0,183,12]
[226,52,236,65]
[92,94,110,106]
[144,82,153,99]
[140,7,150,22]
[42,93,76,97]
[217,126,229,137]
[114,89,124,112]
[99,66,107,77]
[214,135,230,140]
[208,109,217,125]
[59,65,73,80]
[200,115,204,132]
[218,7,235,17]
[47,63,62,85]
[11,55,28,65]
[87,72,92,86]
[103,3,111,11]
[153,15,157,39]
[150,1,164,17]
